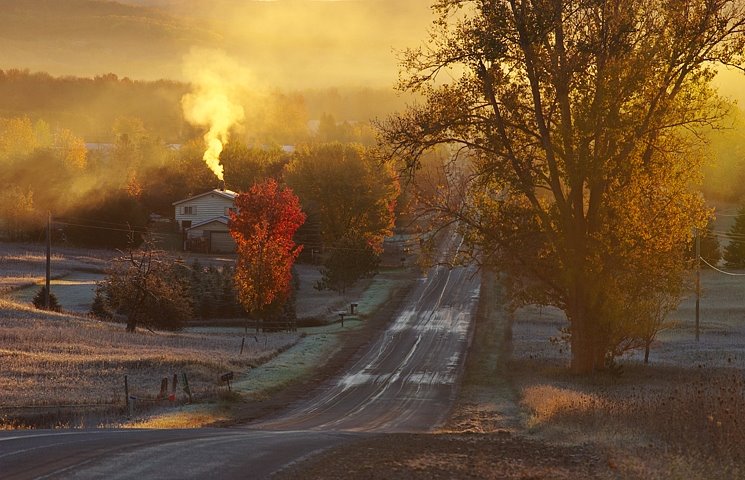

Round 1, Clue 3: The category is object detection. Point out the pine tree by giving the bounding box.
[90,286,112,319]
[724,206,745,268]
[32,286,61,312]
[315,235,380,295]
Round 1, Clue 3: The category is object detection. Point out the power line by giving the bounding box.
[700,257,745,276]
[707,230,745,240]
[56,216,149,228]
[713,212,743,217]
[53,220,148,234]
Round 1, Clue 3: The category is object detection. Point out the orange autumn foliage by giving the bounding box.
[230,179,306,314]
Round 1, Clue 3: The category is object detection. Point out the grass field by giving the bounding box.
[0,298,299,427]
[507,268,745,478]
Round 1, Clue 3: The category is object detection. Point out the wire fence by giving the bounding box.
[0,371,230,427]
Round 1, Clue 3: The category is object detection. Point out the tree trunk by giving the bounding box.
[567,216,608,374]
[569,298,607,374]
[570,322,595,373]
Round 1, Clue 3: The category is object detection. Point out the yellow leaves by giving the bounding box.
[284,143,399,248]
[0,116,37,160]
[55,127,87,170]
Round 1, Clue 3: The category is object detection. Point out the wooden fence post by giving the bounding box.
[158,377,168,399]
[124,375,129,411]
[182,373,192,403]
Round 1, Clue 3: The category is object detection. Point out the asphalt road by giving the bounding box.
[252,260,480,432]
[0,244,481,479]
[0,428,358,479]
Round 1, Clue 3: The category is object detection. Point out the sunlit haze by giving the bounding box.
[0,0,434,89]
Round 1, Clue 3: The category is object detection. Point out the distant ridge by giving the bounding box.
[0,0,220,81]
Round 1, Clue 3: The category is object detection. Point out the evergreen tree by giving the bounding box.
[724,207,745,268]
[32,286,61,312]
[90,286,112,319]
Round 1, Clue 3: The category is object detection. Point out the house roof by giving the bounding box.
[172,188,237,206]
[188,215,230,230]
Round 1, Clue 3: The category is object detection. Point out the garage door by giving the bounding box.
[210,231,236,253]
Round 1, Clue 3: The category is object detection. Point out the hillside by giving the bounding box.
[0,0,220,82]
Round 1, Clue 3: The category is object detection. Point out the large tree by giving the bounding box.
[284,142,399,251]
[221,142,288,191]
[284,142,399,290]
[382,0,745,373]
[230,179,306,316]
[284,143,399,249]
[315,234,381,294]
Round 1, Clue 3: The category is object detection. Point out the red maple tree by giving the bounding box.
[229,179,306,315]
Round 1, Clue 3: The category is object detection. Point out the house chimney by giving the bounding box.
[220,180,226,191]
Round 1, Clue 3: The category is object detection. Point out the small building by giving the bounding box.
[173,189,238,253]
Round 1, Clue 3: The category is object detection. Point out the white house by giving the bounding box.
[173,189,238,253]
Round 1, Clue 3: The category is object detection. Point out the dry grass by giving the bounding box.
[0,299,299,424]
[124,404,234,429]
[499,266,745,478]
[521,367,745,452]
[516,363,745,478]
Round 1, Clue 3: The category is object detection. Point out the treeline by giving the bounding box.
[0,70,192,143]
[0,69,407,145]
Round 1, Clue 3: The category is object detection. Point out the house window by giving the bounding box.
[183,206,195,215]
[225,207,237,215]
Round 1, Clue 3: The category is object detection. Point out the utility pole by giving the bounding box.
[45,211,51,309]
[696,228,701,342]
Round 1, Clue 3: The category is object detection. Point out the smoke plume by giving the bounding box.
[181,48,248,181]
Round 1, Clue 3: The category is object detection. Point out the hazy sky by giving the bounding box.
[108,0,438,87]
[214,0,435,88]
[0,0,435,89]
[0,0,742,100]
